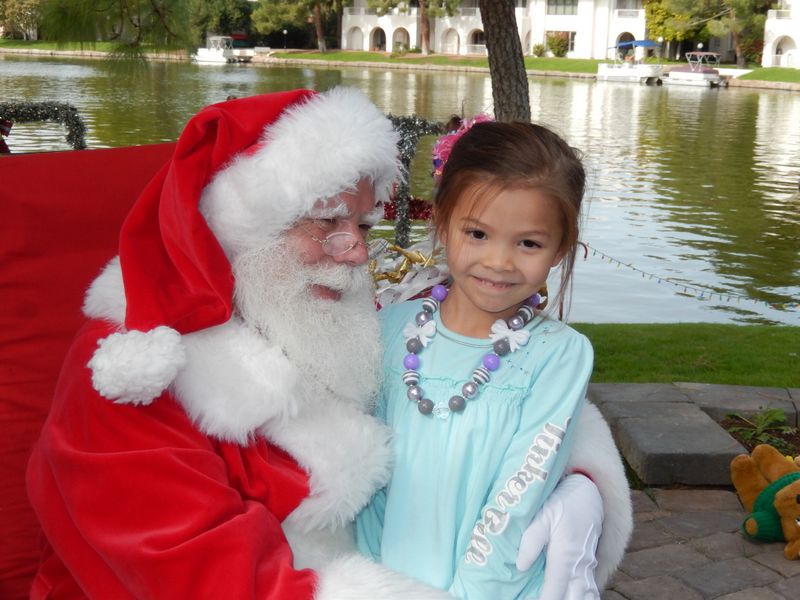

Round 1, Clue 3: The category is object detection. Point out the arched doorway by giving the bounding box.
[441,28,459,55]
[774,35,797,67]
[615,31,635,60]
[371,28,386,52]
[392,27,410,53]
[346,27,364,51]
[523,30,532,55]
[466,29,486,55]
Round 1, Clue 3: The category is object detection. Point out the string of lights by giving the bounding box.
[583,243,799,312]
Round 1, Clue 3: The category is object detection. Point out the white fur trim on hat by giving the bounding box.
[199,87,402,260]
[566,402,633,589]
[82,256,127,322]
[82,258,300,434]
[83,258,186,406]
[314,554,450,600]
[88,326,186,406]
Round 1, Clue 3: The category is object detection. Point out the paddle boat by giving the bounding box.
[662,51,727,88]
[597,40,663,85]
[192,36,253,64]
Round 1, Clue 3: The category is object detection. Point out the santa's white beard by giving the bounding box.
[233,242,382,411]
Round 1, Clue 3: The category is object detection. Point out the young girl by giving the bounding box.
[357,120,592,598]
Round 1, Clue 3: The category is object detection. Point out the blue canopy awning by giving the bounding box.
[612,40,660,49]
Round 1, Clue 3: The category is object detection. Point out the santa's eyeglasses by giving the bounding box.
[298,223,367,256]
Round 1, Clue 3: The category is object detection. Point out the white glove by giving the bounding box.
[516,473,603,600]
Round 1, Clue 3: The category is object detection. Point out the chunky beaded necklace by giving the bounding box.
[402,284,542,418]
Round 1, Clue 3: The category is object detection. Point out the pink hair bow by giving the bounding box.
[431,113,493,182]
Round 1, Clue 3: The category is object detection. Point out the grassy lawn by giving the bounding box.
[573,323,799,387]
[738,67,800,83]
[272,50,604,73]
[271,50,490,68]
[0,39,118,52]
[0,39,186,57]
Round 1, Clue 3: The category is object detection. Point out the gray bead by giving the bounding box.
[462,381,478,398]
[407,385,423,401]
[418,398,434,415]
[415,311,432,326]
[448,395,466,412]
[508,315,525,330]
[406,337,423,354]
[493,338,511,356]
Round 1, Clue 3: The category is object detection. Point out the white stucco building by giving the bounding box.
[762,0,798,68]
[341,0,648,60]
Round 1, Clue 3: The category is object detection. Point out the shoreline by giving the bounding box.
[3,47,798,92]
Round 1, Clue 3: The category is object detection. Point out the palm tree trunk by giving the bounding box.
[478,0,530,122]
[419,1,430,55]
[313,3,327,53]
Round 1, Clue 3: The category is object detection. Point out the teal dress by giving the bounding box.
[356,299,594,599]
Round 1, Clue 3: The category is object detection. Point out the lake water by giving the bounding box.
[2,54,798,325]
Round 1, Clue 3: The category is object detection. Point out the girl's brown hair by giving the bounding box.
[433,121,585,315]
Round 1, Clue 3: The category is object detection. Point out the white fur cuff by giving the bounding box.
[315,554,449,600]
[567,402,633,589]
[88,326,186,405]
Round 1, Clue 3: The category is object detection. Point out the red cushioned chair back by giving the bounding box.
[0,143,176,599]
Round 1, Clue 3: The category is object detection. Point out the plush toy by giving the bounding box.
[730,444,800,560]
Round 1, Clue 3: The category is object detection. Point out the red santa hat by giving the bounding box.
[87,87,401,405]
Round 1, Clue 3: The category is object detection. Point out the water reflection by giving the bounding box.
[1,54,797,325]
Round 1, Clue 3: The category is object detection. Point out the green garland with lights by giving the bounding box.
[388,114,443,248]
[0,101,87,150]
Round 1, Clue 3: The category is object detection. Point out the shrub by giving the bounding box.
[391,41,407,57]
[546,32,569,58]
[532,43,545,58]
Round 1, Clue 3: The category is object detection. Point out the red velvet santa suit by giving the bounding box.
[26,88,632,599]
[27,320,316,599]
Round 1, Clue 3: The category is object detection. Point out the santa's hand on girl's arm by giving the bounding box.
[516,473,603,600]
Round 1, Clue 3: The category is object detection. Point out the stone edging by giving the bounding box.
[589,382,800,487]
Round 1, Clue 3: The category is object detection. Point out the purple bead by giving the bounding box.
[483,353,501,371]
[528,293,542,307]
[431,284,448,302]
[403,353,420,370]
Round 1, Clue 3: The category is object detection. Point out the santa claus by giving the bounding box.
[26,88,631,599]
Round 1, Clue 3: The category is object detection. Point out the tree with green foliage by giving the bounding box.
[665,0,769,67]
[367,1,460,55]
[645,0,701,42]
[38,0,193,56]
[189,0,252,46]
[252,0,339,52]
[2,0,43,40]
